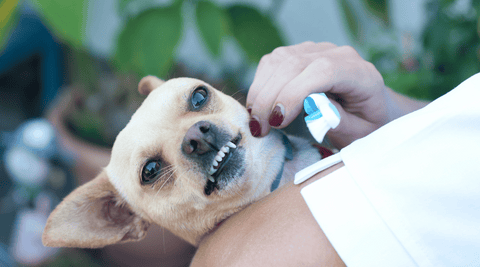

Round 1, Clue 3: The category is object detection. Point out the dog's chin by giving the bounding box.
[204,145,246,196]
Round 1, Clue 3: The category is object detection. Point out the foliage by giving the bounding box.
[0,0,21,49]
[114,2,183,78]
[339,0,480,100]
[2,0,285,79]
[30,0,88,49]
[227,5,284,62]
[0,0,285,146]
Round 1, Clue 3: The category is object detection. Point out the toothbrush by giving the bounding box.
[294,93,343,184]
[303,93,341,143]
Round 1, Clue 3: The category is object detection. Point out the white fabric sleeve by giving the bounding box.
[301,73,480,267]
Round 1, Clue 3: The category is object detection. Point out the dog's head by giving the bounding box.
[43,76,287,247]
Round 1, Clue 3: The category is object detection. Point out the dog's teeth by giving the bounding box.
[208,176,215,182]
[218,150,225,158]
[212,160,219,167]
[208,166,217,175]
[221,146,229,153]
[226,141,237,148]
[215,155,222,162]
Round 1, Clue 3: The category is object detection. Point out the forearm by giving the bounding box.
[191,163,346,267]
[385,87,430,122]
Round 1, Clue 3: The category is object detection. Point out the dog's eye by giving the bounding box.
[191,87,208,110]
[142,160,162,184]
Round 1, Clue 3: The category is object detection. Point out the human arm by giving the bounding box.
[191,163,346,267]
[247,42,429,148]
[384,87,429,122]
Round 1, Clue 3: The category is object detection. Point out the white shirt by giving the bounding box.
[301,73,480,267]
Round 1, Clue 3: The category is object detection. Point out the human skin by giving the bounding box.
[191,163,346,267]
[191,42,430,266]
[247,41,429,148]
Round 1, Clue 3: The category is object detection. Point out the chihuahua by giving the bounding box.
[42,76,324,247]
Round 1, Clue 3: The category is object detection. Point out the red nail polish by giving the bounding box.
[247,107,252,115]
[249,117,262,137]
[268,105,284,127]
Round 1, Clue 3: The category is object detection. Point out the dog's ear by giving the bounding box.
[42,171,150,248]
[138,75,165,95]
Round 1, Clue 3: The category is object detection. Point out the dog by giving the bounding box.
[42,76,325,247]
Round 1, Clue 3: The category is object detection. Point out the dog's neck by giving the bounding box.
[270,132,294,191]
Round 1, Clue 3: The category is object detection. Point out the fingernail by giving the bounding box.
[268,104,284,127]
[249,117,262,137]
[247,106,252,115]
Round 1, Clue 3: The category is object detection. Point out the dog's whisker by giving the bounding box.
[153,166,177,195]
[150,167,176,188]
[158,167,177,182]
[159,169,176,181]
[234,96,244,102]
[161,165,176,172]
[159,169,177,191]
[230,90,244,99]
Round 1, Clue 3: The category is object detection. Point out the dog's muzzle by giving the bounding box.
[182,120,242,195]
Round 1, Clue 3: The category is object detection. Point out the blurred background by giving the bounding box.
[0,0,479,266]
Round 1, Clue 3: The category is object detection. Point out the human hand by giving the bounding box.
[246,42,388,149]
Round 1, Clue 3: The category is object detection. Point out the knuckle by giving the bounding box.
[319,41,336,48]
[272,46,289,57]
[365,61,377,71]
[258,54,270,66]
[300,41,316,46]
[285,55,304,67]
[312,57,335,71]
[365,61,383,80]
[338,45,359,56]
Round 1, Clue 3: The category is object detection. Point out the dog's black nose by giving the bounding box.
[182,121,216,155]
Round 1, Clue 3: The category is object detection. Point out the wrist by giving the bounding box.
[385,87,430,122]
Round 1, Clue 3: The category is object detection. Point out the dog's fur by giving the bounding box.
[42,76,322,247]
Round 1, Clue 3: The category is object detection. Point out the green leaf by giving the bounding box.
[117,0,134,16]
[338,0,361,43]
[0,0,20,51]
[115,5,183,78]
[117,0,178,17]
[383,69,434,100]
[195,0,229,58]
[361,0,390,26]
[30,0,88,48]
[226,5,284,62]
[474,0,480,15]
[439,0,456,8]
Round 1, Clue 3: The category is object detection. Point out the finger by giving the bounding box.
[274,57,381,147]
[289,41,337,54]
[279,48,369,108]
[247,46,292,108]
[268,47,363,130]
[247,42,337,108]
[268,57,336,130]
[254,55,311,123]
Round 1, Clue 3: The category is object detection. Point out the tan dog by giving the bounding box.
[42,76,322,247]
